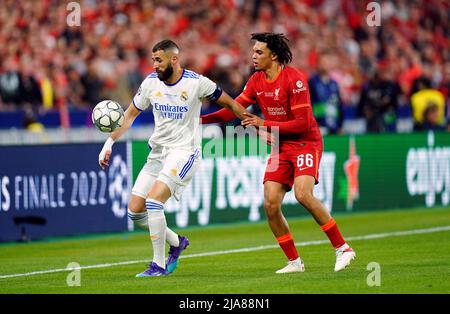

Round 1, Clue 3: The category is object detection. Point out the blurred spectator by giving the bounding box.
[37,66,55,110]
[438,62,450,100]
[125,52,145,97]
[23,108,45,133]
[411,62,433,95]
[438,62,450,130]
[19,73,42,108]
[358,63,402,132]
[0,59,21,109]
[414,102,446,131]
[66,66,87,109]
[309,52,343,135]
[81,64,103,107]
[411,85,446,130]
[0,0,447,133]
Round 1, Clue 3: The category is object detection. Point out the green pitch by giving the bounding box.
[0,207,449,294]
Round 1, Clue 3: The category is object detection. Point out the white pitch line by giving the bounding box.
[1,225,449,280]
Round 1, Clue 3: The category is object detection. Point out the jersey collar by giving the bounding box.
[164,68,185,86]
[264,65,284,83]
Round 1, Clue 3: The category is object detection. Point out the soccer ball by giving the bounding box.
[92,100,124,133]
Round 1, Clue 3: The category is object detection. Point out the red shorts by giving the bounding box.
[263,142,323,190]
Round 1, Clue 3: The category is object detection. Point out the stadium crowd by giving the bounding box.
[0,0,448,132]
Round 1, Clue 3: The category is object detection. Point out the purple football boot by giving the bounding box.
[166,235,190,273]
[135,262,169,277]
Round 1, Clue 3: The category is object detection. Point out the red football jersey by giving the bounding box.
[236,66,323,150]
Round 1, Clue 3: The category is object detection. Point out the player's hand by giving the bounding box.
[99,137,115,170]
[241,112,265,127]
[99,150,111,170]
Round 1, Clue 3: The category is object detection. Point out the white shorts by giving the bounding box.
[131,145,201,201]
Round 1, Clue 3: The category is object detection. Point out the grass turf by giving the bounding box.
[0,207,449,294]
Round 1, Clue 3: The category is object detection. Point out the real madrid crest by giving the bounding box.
[180,91,188,101]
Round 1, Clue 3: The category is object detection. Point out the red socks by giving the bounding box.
[276,233,299,261]
[321,218,346,249]
[276,219,345,261]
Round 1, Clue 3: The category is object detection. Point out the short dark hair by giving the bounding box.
[251,32,292,65]
[152,40,180,53]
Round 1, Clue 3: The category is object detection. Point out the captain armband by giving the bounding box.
[206,86,223,102]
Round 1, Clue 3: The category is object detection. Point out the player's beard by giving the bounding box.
[157,64,174,81]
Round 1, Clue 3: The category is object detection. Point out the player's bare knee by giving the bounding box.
[295,190,314,208]
[264,200,281,220]
[128,205,143,213]
[128,195,146,213]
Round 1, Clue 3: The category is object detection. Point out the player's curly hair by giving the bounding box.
[251,33,292,65]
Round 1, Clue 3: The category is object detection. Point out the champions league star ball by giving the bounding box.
[92,100,125,133]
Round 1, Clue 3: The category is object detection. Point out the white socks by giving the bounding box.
[127,209,180,247]
[127,210,148,229]
[166,227,180,247]
[146,199,167,268]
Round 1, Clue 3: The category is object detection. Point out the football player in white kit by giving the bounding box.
[98,40,248,277]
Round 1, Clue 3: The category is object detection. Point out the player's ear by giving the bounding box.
[171,55,179,65]
[270,52,278,62]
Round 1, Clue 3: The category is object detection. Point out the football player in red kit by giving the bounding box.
[201,33,355,273]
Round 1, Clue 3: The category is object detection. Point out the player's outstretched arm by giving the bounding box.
[98,103,141,169]
[201,107,238,124]
[242,107,312,134]
[201,97,252,124]
[214,91,250,121]
[110,103,141,141]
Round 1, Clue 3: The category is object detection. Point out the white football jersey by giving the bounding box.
[132,69,217,149]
